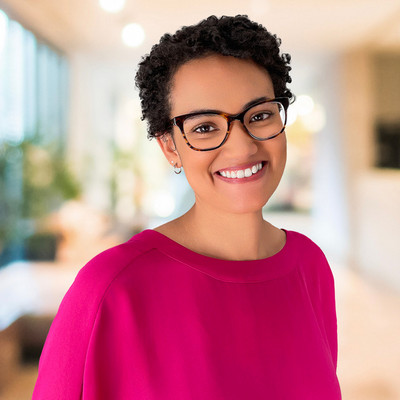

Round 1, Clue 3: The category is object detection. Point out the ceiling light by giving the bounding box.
[301,104,326,133]
[122,23,145,47]
[296,95,314,116]
[99,0,125,13]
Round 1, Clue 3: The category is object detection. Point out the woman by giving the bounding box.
[33,15,341,399]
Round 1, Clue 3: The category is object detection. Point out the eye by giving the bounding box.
[193,124,218,134]
[249,111,272,123]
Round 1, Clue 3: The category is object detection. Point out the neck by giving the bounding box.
[173,203,281,261]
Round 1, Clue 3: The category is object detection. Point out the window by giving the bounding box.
[0,9,69,266]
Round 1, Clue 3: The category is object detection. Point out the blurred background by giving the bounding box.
[0,0,399,398]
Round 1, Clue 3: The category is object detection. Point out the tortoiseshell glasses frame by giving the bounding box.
[170,97,290,152]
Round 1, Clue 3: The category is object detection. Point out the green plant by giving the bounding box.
[0,137,81,263]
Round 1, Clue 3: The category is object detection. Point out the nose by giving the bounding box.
[223,119,258,156]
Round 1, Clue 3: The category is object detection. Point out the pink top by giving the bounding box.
[33,229,341,399]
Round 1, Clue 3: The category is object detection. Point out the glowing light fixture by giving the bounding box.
[286,94,316,126]
[153,192,175,218]
[122,23,145,47]
[143,191,175,218]
[301,104,326,133]
[99,0,126,13]
[286,107,298,126]
[296,95,314,116]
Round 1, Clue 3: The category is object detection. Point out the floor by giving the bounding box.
[0,364,38,400]
[334,266,400,399]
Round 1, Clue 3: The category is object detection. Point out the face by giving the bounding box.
[158,54,287,215]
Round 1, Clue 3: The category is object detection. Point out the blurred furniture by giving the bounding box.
[0,261,79,392]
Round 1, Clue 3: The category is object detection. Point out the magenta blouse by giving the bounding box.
[33,229,341,399]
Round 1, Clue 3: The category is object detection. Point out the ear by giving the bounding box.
[156,133,181,167]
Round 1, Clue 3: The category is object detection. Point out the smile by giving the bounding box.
[217,162,264,179]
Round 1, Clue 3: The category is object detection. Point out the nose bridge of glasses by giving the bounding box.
[224,120,255,149]
[222,118,258,155]
[225,109,249,134]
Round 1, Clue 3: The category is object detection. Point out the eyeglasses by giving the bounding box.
[170,97,289,151]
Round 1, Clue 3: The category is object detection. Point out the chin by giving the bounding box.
[223,197,270,215]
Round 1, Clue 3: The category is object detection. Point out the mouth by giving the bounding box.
[215,161,267,180]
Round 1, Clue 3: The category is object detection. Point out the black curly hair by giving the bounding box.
[135,15,293,139]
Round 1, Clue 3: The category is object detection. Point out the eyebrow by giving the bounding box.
[185,96,272,116]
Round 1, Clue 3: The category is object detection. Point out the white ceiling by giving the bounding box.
[1,0,399,96]
[1,0,400,59]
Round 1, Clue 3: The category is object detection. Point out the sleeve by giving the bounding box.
[31,241,139,400]
[31,235,147,399]
[32,263,103,400]
[297,233,339,371]
[318,255,339,371]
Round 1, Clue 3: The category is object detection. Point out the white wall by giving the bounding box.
[310,55,351,265]
[340,50,400,291]
[309,49,400,292]
[356,170,400,289]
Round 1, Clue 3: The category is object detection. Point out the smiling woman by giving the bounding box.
[157,55,288,222]
[33,15,342,400]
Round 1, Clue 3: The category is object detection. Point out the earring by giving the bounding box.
[170,160,182,174]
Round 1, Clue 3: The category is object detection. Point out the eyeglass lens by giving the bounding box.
[182,101,286,150]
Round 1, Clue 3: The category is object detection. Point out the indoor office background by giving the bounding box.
[0,0,399,399]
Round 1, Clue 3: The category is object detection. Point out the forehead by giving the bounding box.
[169,55,274,115]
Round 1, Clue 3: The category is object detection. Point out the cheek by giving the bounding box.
[280,137,287,168]
[179,152,215,187]
[184,159,211,180]
[267,133,287,169]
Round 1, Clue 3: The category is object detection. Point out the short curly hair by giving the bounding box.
[135,15,293,139]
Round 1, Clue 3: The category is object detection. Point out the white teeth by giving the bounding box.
[219,162,264,179]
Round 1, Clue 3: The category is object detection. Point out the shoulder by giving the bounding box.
[287,229,326,257]
[33,230,157,397]
[286,230,337,318]
[33,230,161,397]
[286,229,333,282]
[68,229,158,302]
[47,230,161,327]
[287,230,330,265]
